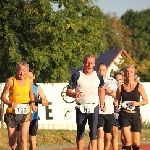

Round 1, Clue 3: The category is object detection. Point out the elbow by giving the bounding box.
[1,94,4,102]
[142,100,148,105]
[145,100,148,105]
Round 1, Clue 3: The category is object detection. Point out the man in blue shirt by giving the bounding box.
[15,69,48,150]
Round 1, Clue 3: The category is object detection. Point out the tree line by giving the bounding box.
[0,0,150,82]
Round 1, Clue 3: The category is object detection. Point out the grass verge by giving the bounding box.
[0,128,150,149]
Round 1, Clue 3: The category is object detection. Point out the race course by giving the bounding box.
[37,144,150,150]
[60,144,150,150]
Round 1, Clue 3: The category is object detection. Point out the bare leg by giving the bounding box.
[29,135,37,150]
[20,121,30,150]
[97,127,104,150]
[7,126,17,150]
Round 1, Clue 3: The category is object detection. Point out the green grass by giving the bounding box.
[0,127,150,149]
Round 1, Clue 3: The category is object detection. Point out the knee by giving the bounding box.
[9,140,16,149]
[105,134,111,143]
[132,142,140,147]
[29,136,36,147]
[21,133,28,143]
[76,132,84,140]
[112,128,118,139]
[121,135,125,142]
[97,129,104,139]
[124,136,131,145]
[9,137,16,147]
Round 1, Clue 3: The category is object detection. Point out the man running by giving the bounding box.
[97,63,118,150]
[28,69,48,150]
[66,54,105,150]
[1,61,37,150]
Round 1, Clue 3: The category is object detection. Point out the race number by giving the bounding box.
[15,104,29,114]
[79,104,95,113]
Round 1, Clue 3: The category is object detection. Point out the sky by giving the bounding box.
[53,0,150,17]
[96,0,150,17]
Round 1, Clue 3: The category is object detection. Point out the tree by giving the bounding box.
[0,0,106,83]
[0,0,52,82]
[45,0,106,82]
[121,9,150,81]
[103,13,132,54]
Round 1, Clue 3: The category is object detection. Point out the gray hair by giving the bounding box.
[16,61,29,71]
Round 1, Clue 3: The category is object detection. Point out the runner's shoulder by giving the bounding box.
[6,76,14,84]
[95,71,103,79]
[71,71,80,79]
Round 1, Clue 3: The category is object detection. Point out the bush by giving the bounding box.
[142,121,150,129]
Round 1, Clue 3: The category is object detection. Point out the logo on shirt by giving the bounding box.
[63,108,72,120]
[61,86,75,103]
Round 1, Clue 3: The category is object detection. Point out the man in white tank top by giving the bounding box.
[66,54,105,150]
[97,63,118,150]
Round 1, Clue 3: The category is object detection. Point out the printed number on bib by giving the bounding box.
[121,101,135,111]
[15,104,29,114]
[80,104,95,113]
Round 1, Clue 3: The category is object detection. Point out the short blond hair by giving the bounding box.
[124,65,140,82]
[83,54,95,63]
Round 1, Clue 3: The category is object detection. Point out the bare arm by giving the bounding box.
[110,92,116,98]
[29,81,35,107]
[115,85,122,106]
[66,87,76,98]
[98,87,105,105]
[1,77,13,105]
[138,84,148,106]
[38,86,48,106]
[105,86,116,98]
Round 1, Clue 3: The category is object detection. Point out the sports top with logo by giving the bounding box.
[68,70,104,107]
[31,83,39,120]
[7,76,30,114]
[99,77,118,114]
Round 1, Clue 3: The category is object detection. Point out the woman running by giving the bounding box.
[114,65,148,150]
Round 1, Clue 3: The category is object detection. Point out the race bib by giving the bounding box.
[15,104,29,114]
[77,103,96,113]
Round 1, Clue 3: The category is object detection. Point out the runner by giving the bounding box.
[1,61,37,150]
[112,72,124,150]
[114,65,148,150]
[28,69,48,150]
[66,54,105,150]
[97,63,118,150]
[3,62,30,150]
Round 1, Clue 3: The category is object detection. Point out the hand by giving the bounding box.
[113,100,118,107]
[132,101,138,107]
[32,105,37,112]
[42,100,48,106]
[8,102,17,108]
[100,105,106,112]
[105,86,111,94]
[75,92,82,98]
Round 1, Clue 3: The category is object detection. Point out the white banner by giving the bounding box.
[1,82,150,129]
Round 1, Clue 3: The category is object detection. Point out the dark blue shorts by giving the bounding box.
[29,120,38,136]
[76,104,99,140]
